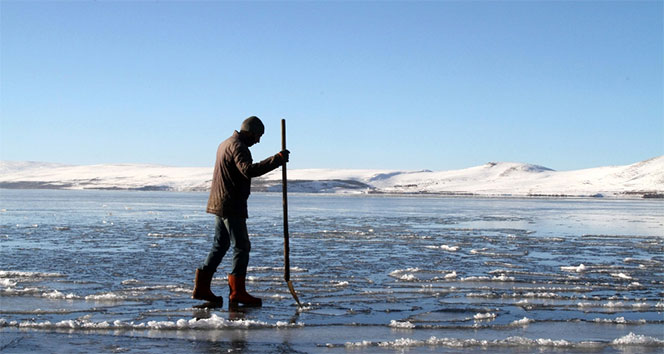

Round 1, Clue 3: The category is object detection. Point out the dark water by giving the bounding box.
[1,190,662,353]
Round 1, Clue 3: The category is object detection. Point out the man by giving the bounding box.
[193,116,289,307]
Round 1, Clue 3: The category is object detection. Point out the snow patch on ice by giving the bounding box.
[611,272,633,280]
[561,264,587,272]
[510,317,533,326]
[460,275,516,282]
[0,314,304,330]
[389,320,415,329]
[425,245,459,252]
[247,266,307,273]
[0,270,65,278]
[593,317,647,325]
[491,274,515,282]
[611,333,664,345]
[0,279,17,288]
[341,334,663,349]
[389,268,420,281]
[331,281,349,287]
[473,312,497,321]
[444,271,457,279]
[84,293,126,301]
[42,290,78,299]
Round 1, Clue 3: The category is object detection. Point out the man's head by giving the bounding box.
[240,116,264,146]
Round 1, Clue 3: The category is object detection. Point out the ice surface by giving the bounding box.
[0,190,662,352]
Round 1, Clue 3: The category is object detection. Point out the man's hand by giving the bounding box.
[279,149,290,163]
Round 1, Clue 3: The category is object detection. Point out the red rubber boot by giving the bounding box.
[228,274,262,307]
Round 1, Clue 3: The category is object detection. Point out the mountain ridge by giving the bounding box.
[1,156,662,198]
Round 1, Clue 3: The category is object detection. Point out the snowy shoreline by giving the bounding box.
[1,156,662,199]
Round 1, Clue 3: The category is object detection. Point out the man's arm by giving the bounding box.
[234,145,287,178]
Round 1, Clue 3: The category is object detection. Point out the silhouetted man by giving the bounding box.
[193,116,289,306]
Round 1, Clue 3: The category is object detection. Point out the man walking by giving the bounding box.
[193,116,289,307]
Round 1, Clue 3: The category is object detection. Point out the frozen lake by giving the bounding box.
[1,190,663,353]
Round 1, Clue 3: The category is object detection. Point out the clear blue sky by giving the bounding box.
[1,1,662,171]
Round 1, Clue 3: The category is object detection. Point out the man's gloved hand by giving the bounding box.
[278,149,290,163]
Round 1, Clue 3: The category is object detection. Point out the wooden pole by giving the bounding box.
[281,119,301,306]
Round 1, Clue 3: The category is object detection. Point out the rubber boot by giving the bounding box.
[192,269,223,303]
[228,274,262,307]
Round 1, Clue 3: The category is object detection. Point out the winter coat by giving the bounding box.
[206,131,284,218]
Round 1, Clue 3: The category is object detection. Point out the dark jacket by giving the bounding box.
[206,131,283,218]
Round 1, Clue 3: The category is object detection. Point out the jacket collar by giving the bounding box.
[234,130,252,146]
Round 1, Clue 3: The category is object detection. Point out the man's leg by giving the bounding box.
[224,216,250,275]
[201,216,231,272]
[225,216,261,306]
[192,216,230,302]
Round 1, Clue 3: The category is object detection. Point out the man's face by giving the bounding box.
[246,132,262,146]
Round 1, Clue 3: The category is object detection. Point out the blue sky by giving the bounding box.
[1,1,662,171]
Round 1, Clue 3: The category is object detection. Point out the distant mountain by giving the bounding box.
[1,157,662,198]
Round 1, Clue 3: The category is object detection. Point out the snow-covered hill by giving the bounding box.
[1,157,662,198]
[0,162,211,192]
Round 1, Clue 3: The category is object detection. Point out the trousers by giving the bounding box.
[199,215,251,276]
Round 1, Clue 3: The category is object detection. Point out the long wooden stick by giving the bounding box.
[282,119,301,306]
